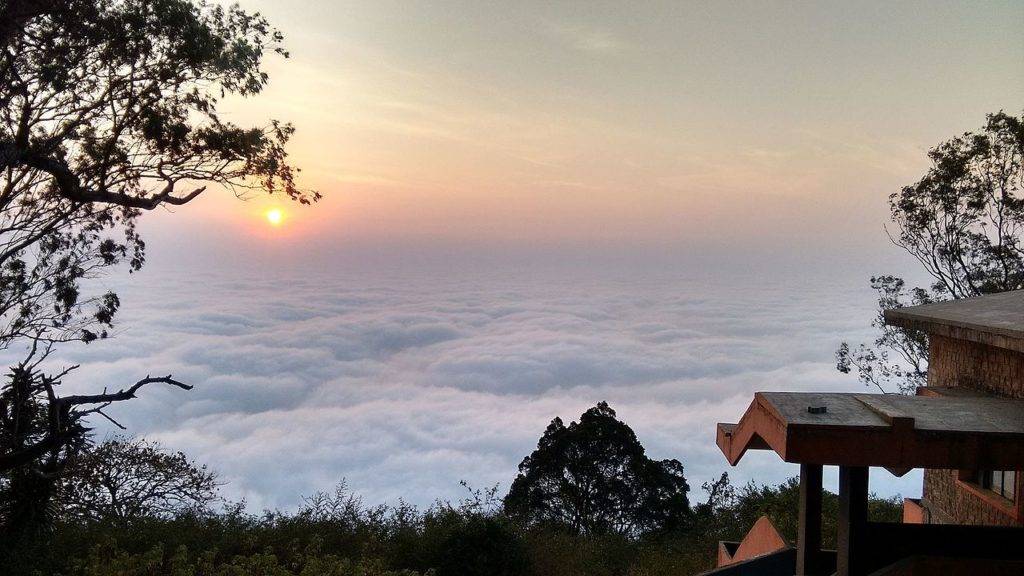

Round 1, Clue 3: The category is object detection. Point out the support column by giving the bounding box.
[837,466,869,576]
[797,463,823,575]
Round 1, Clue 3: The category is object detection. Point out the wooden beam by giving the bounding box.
[797,463,824,575]
[838,466,869,576]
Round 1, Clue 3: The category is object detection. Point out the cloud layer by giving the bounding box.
[3,266,921,510]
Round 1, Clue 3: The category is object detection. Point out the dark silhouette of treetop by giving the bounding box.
[0,0,315,542]
[504,401,690,537]
[1,0,318,350]
[60,436,219,522]
[837,111,1023,394]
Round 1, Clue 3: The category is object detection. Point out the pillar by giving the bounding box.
[797,463,824,575]
[837,466,869,576]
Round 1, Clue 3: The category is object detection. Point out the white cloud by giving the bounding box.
[1,267,921,510]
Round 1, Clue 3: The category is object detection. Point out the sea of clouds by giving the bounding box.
[3,265,922,510]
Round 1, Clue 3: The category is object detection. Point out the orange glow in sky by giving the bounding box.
[164,1,1023,258]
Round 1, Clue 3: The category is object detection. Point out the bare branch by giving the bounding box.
[59,375,192,407]
[92,408,126,430]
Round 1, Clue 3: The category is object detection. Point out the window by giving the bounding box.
[977,470,1017,501]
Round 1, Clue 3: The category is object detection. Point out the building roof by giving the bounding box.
[884,289,1024,352]
[716,392,1024,471]
[717,516,790,567]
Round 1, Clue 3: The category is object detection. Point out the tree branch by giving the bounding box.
[59,375,192,407]
[17,149,208,210]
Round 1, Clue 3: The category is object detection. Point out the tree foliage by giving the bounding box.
[504,402,690,537]
[838,111,1024,393]
[0,0,313,540]
[0,351,190,476]
[60,436,219,522]
[0,0,317,349]
[0,361,87,539]
[0,470,902,576]
[690,473,901,552]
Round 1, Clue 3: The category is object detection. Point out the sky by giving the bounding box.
[9,1,1024,510]
[143,0,1024,272]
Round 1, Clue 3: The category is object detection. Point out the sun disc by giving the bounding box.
[265,208,283,226]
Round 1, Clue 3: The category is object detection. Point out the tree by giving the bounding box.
[1,0,316,351]
[59,436,218,521]
[0,348,190,475]
[0,0,313,539]
[689,473,901,552]
[837,111,1024,394]
[504,401,690,537]
[0,354,190,542]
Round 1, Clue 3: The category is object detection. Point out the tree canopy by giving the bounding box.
[0,0,317,350]
[0,0,313,537]
[838,111,1024,393]
[60,436,218,522]
[504,402,690,537]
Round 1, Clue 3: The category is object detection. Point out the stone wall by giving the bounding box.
[927,335,1024,398]
[922,469,1019,526]
[922,335,1023,526]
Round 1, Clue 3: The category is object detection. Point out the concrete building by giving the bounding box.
[702,290,1024,575]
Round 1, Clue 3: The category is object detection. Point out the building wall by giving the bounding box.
[902,498,924,524]
[928,335,1024,398]
[922,469,1019,526]
[923,334,1023,526]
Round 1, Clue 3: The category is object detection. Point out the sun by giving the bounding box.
[265,208,284,226]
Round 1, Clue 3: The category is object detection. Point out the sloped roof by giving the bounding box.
[726,516,789,565]
[716,392,1024,470]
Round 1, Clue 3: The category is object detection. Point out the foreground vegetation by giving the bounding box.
[5,474,900,576]
[2,391,902,576]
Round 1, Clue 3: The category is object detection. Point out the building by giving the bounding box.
[702,290,1024,575]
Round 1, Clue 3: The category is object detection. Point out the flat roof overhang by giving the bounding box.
[717,392,1024,471]
[883,289,1024,353]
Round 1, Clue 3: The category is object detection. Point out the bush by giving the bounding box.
[2,476,902,576]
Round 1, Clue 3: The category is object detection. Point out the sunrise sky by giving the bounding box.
[28,1,1022,509]
[144,0,1023,273]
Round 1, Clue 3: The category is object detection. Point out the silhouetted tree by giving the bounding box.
[0,349,189,474]
[0,354,189,546]
[0,363,85,539]
[504,401,690,537]
[0,0,313,543]
[0,0,315,350]
[837,111,1024,393]
[60,436,218,522]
